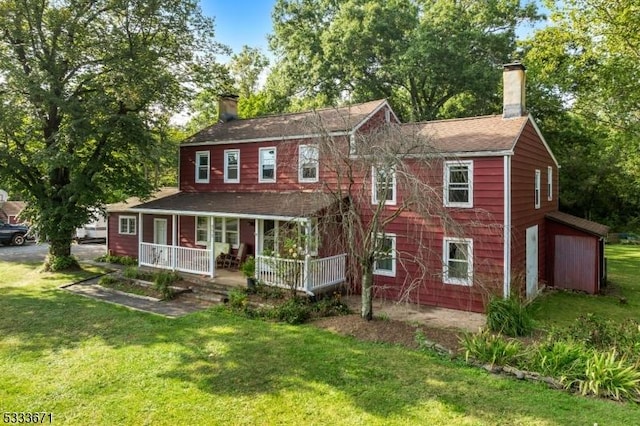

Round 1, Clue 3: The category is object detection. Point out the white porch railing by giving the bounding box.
[139,242,214,277]
[255,253,347,295]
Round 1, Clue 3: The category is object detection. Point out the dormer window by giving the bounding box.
[195,151,210,183]
[259,147,276,183]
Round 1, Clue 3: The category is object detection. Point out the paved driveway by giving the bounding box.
[0,241,106,262]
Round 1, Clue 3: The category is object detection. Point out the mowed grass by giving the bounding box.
[1,261,639,425]
[532,244,640,328]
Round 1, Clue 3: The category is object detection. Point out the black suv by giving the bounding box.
[0,220,30,246]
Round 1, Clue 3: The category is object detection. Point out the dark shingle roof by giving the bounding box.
[401,115,528,153]
[546,211,609,237]
[131,192,341,219]
[106,187,180,212]
[183,99,387,145]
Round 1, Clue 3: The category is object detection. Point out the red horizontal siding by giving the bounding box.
[107,213,138,258]
[510,121,559,295]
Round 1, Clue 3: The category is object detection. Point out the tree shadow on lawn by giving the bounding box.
[0,287,635,423]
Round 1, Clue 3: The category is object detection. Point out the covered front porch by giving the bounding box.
[130,191,348,295]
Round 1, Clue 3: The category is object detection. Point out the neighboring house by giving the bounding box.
[106,63,607,312]
[0,200,26,225]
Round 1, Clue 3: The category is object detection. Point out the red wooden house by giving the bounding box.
[106,63,605,312]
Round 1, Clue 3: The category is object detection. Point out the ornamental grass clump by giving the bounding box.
[461,329,523,366]
[486,294,535,337]
[577,349,640,402]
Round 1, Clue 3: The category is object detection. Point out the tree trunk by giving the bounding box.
[49,237,72,258]
[361,264,374,321]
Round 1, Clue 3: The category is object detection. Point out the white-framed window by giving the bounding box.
[443,237,473,285]
[444,160,473,208]
[535,169,541,209]
[372,165,396,205]
[224,149,240,183]
[196,216,209,245]
[547,166,553,201]
[118,215,137,235]
[213,217,239,248]
[374,233,396,277]
[298,144,319,183]
[195,151,210,183]
[349,134,356,155]
[259,147,276,182]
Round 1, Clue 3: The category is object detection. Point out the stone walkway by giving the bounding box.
[61,274,213,318]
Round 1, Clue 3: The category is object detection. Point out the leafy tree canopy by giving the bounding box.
[0,0,227,266]
[269,0,541,121]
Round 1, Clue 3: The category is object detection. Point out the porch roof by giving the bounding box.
[128,191,342,220]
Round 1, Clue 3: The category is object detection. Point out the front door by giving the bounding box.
[153,218,169,266]
[526,225,538,299]
[154,219,167,245]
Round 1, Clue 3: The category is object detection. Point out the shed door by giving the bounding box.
[526,225,538,299]
[554,235,596,293]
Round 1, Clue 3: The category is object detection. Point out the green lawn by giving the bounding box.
[1,260,639,425]
[532,244,640,328]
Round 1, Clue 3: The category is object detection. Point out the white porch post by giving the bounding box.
[138,212,143,267]
[209,243,215,278]
[171,214,177,270]
[254,218,260,255]
[303,254,311,293]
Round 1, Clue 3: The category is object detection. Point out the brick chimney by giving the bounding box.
[502,62,526,118]
[218,94,239,122]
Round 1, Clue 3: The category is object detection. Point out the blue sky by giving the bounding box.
[200,0,276,55]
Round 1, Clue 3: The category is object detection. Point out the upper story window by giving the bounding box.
[372,165,396,205]
[224,149,240,183]
[195,151,210,183]
[444,160,473,208]
[547,166,553,201]
[119,215,137,235]
[535,169,541,209]
[259,147,276,183]
[299,145,319,183]
[374,233,396,277]
[443,237,473,286]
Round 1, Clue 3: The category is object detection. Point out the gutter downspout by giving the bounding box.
[503,155,512,298]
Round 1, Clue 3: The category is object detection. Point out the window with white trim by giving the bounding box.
[259,147,276,182]
[196,216,209,245]
[535,169,541,209]
[374,233,396,277]
[118,215,137,235]
[372,166,396,205]
[298,145,319,183]
[444,160,473,208]
[213,217,239,248]
[224,150,240,183]
[195,151,210,183]
[443,237,473,285]
[547,166,553,201]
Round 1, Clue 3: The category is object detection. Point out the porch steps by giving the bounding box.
[179,281,232,304]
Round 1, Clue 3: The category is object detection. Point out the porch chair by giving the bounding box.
[215,243,231,268]
[224,243,247,270]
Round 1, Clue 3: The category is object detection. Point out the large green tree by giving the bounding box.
[269,0,540,121]
[0,0,225,268]
[522,0,640,228]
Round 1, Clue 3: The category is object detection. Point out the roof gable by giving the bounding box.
[182,99,388,146]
